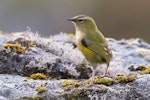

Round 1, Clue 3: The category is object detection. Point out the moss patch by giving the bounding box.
[61,75,137,90]
[29,73,47,80]
[129,65,150,75]
[94,77,113,85]
[62,87,108,100]
[114,74,137,83]
[3,38,36,54]
[84,77,113,86]
[61,80,81,90]
[19,96,43,100]
[128,65,147,71]
[36,87,48,93]
[4,43,26,53]
[136,66,147,71]
[140,66,150,75]
[19,96,32,100]
[127,74,137,82]
[14,38,36,48]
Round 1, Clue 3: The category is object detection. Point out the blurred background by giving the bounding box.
[0,0,150,42]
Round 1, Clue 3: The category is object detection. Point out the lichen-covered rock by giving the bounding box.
[0,31,87,79]
[0,74,63,100]
[0,31,149,99]
[0,31,149,79]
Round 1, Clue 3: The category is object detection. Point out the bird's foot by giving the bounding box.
[98,73,112,78]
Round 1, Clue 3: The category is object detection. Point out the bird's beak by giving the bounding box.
[66,18,76,22]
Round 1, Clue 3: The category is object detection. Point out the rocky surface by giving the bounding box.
[0,30,149,100]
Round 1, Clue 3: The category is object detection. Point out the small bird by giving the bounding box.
[66,15,112,86]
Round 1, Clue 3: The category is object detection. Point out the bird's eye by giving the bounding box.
[78,19,85,23]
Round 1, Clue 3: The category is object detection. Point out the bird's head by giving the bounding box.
[66,15,98,32]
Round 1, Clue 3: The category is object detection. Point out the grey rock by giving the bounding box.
[0,32,149,100]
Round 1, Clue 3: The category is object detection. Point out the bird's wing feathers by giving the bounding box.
[81,38,112,63]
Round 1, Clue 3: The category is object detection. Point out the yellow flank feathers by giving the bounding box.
[78,42,94,56]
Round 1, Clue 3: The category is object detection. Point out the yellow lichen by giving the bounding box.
[71,89,82,97]
[61,80,81,89]
[32,96,43,100]
[114,75,128,83]
[29,73,47,80]
[20,96,43,100]
[140,66,150,75]
[15,38,36,47]
[128,66,135,71]
[136,66,146,71]
[128,65,147,71]
[20,96,33,100]
[61,91,68,96]
[83,79,91,85]
[63,87,108,99]
[61,89,86,99]
[94,77,113,86]
[114,74,137,83]
[127,74,137,82]
[4,43,26,53]
[84,77,113,86]
[3,38,36,54]
[36,87,48,93]
[61,80,81,87]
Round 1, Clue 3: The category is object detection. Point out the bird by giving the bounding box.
[66,15,112,86]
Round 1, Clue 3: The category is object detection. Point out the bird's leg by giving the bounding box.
[89,67,96,86]
[101,66,109,78]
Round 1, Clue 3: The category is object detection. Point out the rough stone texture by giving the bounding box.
[0,31,149,100]
[0,74,150,100]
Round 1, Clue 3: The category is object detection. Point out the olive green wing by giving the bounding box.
[81,38,112,64]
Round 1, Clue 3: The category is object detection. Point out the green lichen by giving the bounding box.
[19,96,33,100]
[29,73,47,80]
[114,74,137,83]
[94,77,113,86]
[3,38,36,54]
[127,74,137,82]
[61,91,68,96]
[61,80,81,90]
[62,87,108,100]
[32,96,43,100]
[128,65,147,71]
[14,38,36,48]
[36,87,48,93]
[4,43,26,53]
[61,80,81,87]
[114,75,128,83]
[19,96,43,100]
[136,66,147,71]
[84,77,113,86]
[128,66,136,71]
[62,88,89,100]
[140,66,150,75]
